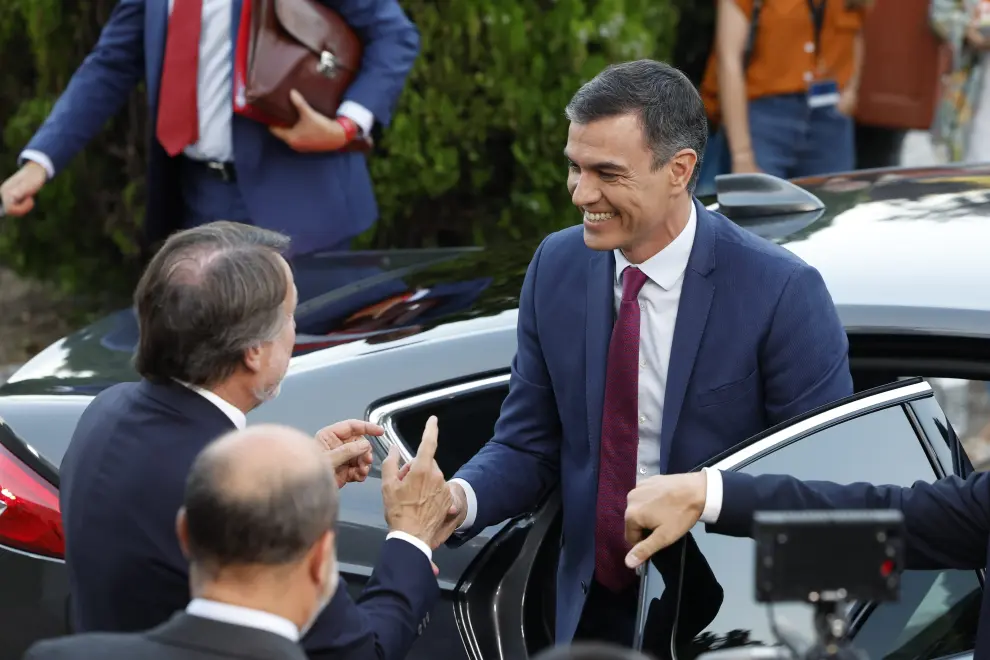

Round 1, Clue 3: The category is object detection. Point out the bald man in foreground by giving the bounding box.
[23,420,453,660]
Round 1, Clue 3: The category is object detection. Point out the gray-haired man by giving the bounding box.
[57,221,450,660]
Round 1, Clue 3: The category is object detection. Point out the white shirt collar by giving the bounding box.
[175,380,247,430]
[614,201,697,290]
[185,598,299,641]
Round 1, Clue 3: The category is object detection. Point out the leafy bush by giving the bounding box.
[0,0,681,297]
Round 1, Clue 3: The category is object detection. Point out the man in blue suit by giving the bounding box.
[621,465,990,657]
[0,0,419,255]
[441,60,854,646]
[58,221,452,660]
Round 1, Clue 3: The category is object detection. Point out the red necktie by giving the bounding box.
[156,0,203,156]
[594,266,649,593]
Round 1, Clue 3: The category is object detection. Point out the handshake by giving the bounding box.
[315,416,468,560]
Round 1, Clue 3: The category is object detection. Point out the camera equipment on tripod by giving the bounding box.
[754,509,905,604]
[697,509,906,660]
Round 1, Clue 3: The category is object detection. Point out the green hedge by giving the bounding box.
[0,0,685,299]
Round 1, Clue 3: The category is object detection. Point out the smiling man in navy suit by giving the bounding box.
[0,0,419,256]
[441,59,855,647]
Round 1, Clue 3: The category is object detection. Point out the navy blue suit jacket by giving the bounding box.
[24,0,419,254]
[712,470,990,657]
[59,379,438,660]
[450,200,854,642]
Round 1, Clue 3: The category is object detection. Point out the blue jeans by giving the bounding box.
[697,92,855,194]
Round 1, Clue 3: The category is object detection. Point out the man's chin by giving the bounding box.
[582,227,619,252]
[253,380,283,406]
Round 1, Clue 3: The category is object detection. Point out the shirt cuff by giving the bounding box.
[700,467,723,524]
[336,101,374,136]
[449,478,478,532]
[19,150,55,179]
[385,531,432,561]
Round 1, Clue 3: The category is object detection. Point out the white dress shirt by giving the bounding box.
[177,381,433,560]
[186,598,300,640]
[21,0,375,177]
[452,203,699,531]
[699,467,724,523]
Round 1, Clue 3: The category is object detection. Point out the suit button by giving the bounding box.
[580,580,588,594]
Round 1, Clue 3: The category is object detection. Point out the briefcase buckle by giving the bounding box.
[317,51,339,78]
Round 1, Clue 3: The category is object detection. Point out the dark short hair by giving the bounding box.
[565,59,709,192]
[182,440,338,568]
[133,222,292,387]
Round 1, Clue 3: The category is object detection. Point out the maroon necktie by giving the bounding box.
[156,0,203,156]
[594,266,649,593]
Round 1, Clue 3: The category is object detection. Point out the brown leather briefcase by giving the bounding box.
[242,0,372,150]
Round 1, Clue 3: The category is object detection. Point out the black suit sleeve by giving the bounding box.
[301,538,440,660]
[710,470,990,571]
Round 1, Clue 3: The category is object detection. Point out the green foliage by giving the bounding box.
[1,0,146,303]
[365,0,681,248]
[0,0,683,297]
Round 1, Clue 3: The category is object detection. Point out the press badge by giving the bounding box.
[808,79,840,109]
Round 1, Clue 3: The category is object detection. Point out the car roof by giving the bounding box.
[769,165,990,339]
[4,163,990,397]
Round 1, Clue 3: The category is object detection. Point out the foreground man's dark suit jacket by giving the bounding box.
[58,379,437,660]
[712,469,990,660]
[23,612,307,660]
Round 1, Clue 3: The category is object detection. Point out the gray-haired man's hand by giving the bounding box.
[381,416,455,549]
[317,419,383,489]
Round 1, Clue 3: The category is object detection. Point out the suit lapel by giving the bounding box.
[586,250,616,460]
[659,200,717,473]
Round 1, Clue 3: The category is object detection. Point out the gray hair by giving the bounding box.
[565,59,709,192]
[133,221,292,387]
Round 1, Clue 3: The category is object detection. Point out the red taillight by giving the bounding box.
[0,443,64,558]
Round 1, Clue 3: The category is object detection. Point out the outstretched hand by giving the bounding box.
[317,419,383,489]
[381,416,455,549]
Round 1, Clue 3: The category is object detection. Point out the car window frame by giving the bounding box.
[366,373,511,464]
[633,378,985,657]
[704,378,933,474]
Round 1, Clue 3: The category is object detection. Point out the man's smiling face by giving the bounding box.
[565,112,677,262]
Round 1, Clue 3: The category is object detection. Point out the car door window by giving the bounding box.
[639,400,981,660]
[925,378,990,472]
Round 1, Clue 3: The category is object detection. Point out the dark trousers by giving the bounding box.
[175,156,352,253]
[573,579,639,647]
[178,157,251,227]
[855,124,907,170]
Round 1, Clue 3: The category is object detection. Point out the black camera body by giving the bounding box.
[699,509,906,660]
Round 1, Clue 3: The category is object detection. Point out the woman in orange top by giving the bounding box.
[696,0,871,192]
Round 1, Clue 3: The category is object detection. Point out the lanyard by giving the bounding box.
[807,0,827,60]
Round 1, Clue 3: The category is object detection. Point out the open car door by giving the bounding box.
[634,378,983,660]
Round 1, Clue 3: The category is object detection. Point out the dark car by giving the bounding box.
[2,167,990,660]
